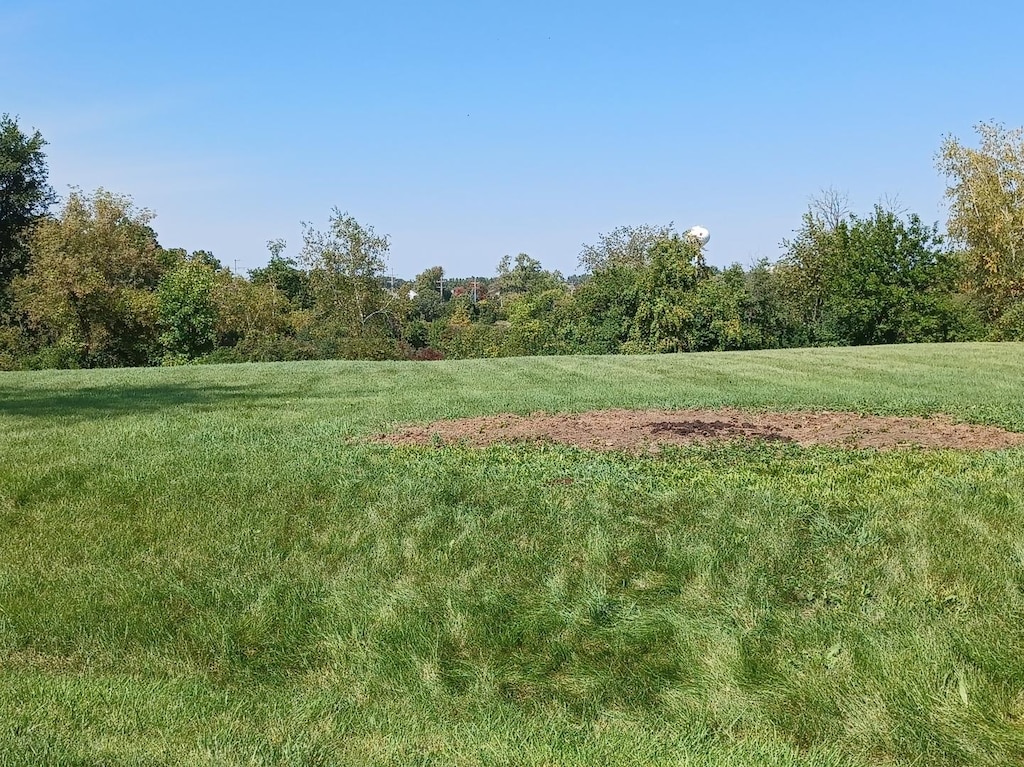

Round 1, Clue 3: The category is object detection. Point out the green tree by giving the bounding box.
[569,265,641,353]
[780,203,970,345]
[248,240,311,308]
[13,189,164,367]
[571,224,702,354]
[501,289,573,356]
[495,253,564,304]
[577,223,675,273]
[413,266,446,296]
[1,114,56,303]
[777,193,850,337]
[157,254,218,362]
[409,266,447,320]
[937,122,1024,318]
[627,234,706,352]
[742,259,810,348]
[682,265,749,351]
[210,271,301,361]
[299,209,403,358]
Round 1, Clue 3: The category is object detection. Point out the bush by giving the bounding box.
[0,325,27,370]
[408,346,445,361]
[23,341,84,370]
[990,301,1024,340]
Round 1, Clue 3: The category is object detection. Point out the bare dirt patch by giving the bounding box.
[376,409,1024,452]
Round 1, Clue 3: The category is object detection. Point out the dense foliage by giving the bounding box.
[938,122,1024,319]
[1,116,1022,369]
[0,113,55,311]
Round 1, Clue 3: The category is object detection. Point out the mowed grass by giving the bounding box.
[1,342,1023,766]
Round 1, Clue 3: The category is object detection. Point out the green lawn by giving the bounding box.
[1,343,1023,766]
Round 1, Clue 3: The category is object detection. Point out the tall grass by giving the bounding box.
[1,343,1023,765]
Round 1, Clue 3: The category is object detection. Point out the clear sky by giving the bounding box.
[3,0,1023,278]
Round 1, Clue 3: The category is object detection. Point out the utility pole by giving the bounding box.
[438,273,445,301]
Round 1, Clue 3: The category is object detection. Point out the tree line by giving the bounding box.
[2,114,1023,370]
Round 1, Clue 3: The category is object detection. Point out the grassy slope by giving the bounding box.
[1,342,1023,766]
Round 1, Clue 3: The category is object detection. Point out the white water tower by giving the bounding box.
[684,226,710,247]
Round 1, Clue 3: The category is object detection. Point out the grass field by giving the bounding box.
[2,342,1024,766]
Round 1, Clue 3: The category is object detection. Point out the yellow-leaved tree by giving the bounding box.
[937,122,1024,321]
[14,188,165,367]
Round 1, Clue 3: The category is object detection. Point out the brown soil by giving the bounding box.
[376,408,1024,452]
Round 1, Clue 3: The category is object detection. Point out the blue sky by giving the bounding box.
[3,0,1022,278]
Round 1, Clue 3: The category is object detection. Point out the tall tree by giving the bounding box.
[157,253,219,361]
[742,259,810,349]
[778,204,847,335]
[299,209,402,357]
[0,114,56,301]
[13,189,164,367]
[937,122,1024,318]
[409,266,447,321]
[628,234,707,352]
[780,203,969,345]
[577,223,675,273]
[211,271,297,360]
[249,240,311,308]
[495,253,564,302]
